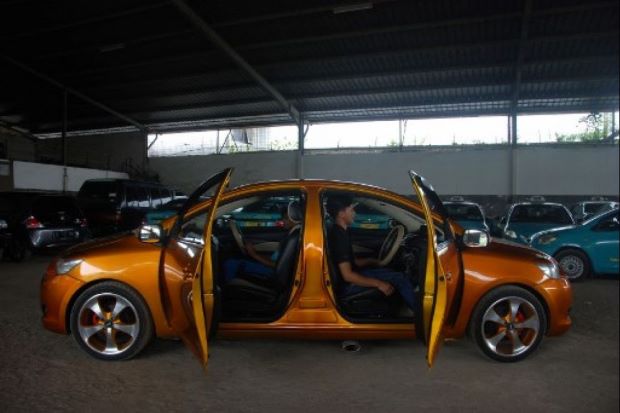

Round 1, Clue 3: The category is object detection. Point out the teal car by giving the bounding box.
[501,202,574,244]
[444,201,489,232]
[529,208,619,280]
[144,197,188,225]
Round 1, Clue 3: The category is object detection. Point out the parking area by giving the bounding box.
[0,256,617,412]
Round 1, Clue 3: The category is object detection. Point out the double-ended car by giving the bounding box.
[41,169,572,368]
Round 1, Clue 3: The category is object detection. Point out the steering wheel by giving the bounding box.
[229,219,246,255]
[377,225,405,267]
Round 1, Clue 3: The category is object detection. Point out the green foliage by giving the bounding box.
[555,112,614,142]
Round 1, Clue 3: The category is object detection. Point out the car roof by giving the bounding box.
[443,201,480,207]
[511,202,566,207]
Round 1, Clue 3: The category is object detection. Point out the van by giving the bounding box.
[77,179,176,236]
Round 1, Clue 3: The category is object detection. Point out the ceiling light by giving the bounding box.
[333,2,373,14]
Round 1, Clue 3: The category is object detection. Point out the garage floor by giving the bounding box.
[1,256,618,412]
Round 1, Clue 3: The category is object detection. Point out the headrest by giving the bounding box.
[287,200,303,224]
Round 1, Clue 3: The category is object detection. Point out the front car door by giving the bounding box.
[159,168,232,369]
[409,170,458,367]
[589,210,620,273]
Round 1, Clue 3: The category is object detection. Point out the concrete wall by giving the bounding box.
[0,128,37,191]
[149,144,619,198]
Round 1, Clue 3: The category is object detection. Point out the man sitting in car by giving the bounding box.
[326,196,416,311]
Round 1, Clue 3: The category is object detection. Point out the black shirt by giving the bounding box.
[328,224,357,291]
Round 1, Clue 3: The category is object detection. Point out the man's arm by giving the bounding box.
[338,262,394,296]
[354,257,380,268]
[245,242,276,268]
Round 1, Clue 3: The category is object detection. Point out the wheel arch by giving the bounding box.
[465,283,551,336]
[64,278,155,335]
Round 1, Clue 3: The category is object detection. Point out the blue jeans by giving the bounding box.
[223,259,274,283]
[343,268,416,311]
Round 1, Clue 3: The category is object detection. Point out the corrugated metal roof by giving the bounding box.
[0,0,618,135]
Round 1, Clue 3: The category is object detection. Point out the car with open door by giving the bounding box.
[41,169,572,367]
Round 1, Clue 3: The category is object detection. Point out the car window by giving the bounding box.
[126,185,150,208]
[594,212,620,232]
[445,204,483,221]
[510,205,572,224]
[150,188,162,208]
[32,197,80,217]
[78,181,121,205]
[178,211,207,245]
[231,196,295,228]
[585,203,605,214]
[351,203,391,230]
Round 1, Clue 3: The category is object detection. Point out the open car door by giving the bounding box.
[159,168,232,370]
[409,170,451,368]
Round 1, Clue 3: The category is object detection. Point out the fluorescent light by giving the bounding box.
[333,2,373,14]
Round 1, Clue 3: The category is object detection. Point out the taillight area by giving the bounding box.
[25,216,44,229]
[75,217,88,227]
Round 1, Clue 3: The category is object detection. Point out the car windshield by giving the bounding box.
[510,204,572,224]
[582,208,619,226]
[445,204,483,221]
[159,198,187,210]
[32,196,81,219]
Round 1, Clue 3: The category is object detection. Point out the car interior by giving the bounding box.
[209,191,305,322]
[321,191,441,323]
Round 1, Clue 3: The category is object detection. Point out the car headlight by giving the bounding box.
[537,234,557,245]
[55,258,83,275]
[538,260,561,279]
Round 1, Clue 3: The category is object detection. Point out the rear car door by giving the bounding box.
[159,168,232,369]
[409,171,460,367]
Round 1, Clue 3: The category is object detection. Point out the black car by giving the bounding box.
[0,192,90,261]
[77,179,175,236]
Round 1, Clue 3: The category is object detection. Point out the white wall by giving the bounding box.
[149,144,619,197]
[12,161,128,192]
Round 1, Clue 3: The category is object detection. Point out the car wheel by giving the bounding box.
[554,249,590,281]
[70,281,154,361]
[470,286,547,362]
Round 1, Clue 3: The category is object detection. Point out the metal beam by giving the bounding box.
[1,54,148,132]
[170,0,300,125]
[0,120,38,142]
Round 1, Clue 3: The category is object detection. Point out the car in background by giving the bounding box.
[143,197,188,225]
[500,202,574,244]
[570,201,619,223]
[530,208,619,280]
[444,201,489,232]
[229,196,292,228]
[78,179,175,236]
[0,192,90,261]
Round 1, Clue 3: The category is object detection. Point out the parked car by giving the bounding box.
[0,192,90,261]
[529,208,619,280]
[570,201,619,223]
[143,197,188,225]
[77,179,174,236]
[229,196,292,228]
[444,201,489,232]
[41,169,572,366]
[500,202,574,244]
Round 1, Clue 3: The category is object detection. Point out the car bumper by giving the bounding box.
[40,260,85,334]
[538,277,573,336]
[29,228,90,249]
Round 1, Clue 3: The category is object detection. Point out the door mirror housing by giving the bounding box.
[462,229,490,248]
[138,224,162,243]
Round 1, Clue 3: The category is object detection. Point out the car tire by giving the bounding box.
[554,249,590,281]
[469,286,547,362]
[70,281,154,361]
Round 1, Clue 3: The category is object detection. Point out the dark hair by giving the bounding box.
[326,195,355,217]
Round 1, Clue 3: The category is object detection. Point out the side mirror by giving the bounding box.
[138,224,162,243]
[463,229,489,248]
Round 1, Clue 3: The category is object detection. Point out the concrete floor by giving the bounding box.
[0,256,618,412]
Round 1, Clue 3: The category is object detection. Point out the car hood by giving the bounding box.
[61,231,143,258]
[507,223,568,238]
[531,224,578,238]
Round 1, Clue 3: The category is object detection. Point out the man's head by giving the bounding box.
[326,195,357,226]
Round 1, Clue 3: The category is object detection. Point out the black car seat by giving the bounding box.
[323,220,398,318]
[222,201,302,316]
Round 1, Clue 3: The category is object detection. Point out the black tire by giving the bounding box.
[554,249,591,281]
[70,281,154,361]
[469,286,547,362]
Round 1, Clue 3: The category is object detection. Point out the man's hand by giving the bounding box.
[376,280,395,296]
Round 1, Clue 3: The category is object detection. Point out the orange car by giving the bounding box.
[40,169,572,367]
